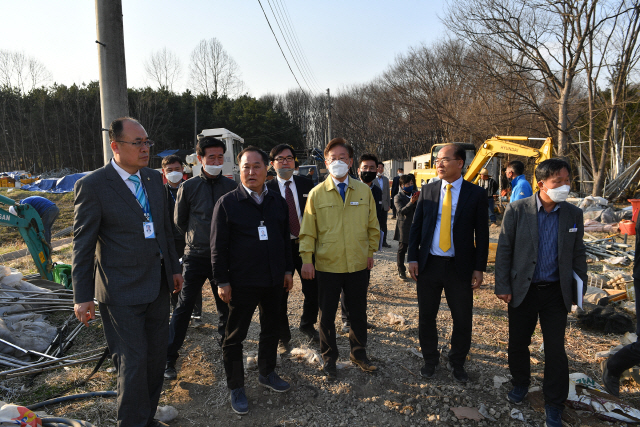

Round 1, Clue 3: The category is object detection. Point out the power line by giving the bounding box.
[266,0,316,96]
[276,0,323,92]
[257,0,312,103]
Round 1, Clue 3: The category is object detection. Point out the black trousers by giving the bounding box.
[397,242,408,273]
[169,239,202,316]
[508,283,568,409]
[167,255,229,364]
[278,240,319,342]
[99,268,169,427]
[318,269,369,363]
[381,213,388,244]
[391,201,397,218]
[223,285,283,390]
[417,256,473,367]
[606,279,640,377]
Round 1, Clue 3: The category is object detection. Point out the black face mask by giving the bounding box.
[360,171,377,183]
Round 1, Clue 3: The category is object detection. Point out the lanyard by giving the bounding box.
[133,181,153,222]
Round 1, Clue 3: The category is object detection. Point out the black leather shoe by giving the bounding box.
[164,362,177,380]
[299,326,320,343]
[447,361,469,383]
[382,243,392,248]
[398,271,408,281]
[601,359,620,397]
[322,361,337,380]
[420,364,436,379]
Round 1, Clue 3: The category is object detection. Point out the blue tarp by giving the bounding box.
[20,173,89,193]
[157,149,179,158]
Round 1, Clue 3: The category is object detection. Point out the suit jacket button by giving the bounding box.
[527,278,531,281]
[532,261,536,264]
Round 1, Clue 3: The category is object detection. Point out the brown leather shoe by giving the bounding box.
[350,356,377,372]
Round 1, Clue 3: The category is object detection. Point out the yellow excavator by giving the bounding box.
[411,136,554,191]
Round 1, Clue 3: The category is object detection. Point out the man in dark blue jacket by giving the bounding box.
[211,146,294,415]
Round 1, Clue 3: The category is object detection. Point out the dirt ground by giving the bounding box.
[1,211,639,426]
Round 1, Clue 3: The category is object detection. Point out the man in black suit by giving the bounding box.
[394,173,418,280]
[391,167,404,219]
[408,143,489,383]
[211,146,294,415]
[266,144,320,347]
[73,117,183,427]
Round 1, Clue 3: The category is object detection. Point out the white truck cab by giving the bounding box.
[186,128,244,183]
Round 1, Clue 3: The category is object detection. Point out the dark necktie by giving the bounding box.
[285,181,300,237]
[338,183,347,201]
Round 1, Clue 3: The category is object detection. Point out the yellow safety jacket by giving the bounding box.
[299,176,380,273]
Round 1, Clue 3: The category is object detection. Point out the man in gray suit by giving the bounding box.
[374,162,391,247]
[73,117,183,427]
[495,158,587,427]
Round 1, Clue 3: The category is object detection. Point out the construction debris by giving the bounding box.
[583,236,634,264]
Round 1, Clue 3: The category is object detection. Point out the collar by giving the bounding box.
[440,175,463,190]
[331,175,349,188]
[276,175,294,187]
[536,192,560,213]
[512,174,526,184]
[242,183,268,198]
[111,159,141,182]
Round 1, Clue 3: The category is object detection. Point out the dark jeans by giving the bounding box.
[417,256,473,367]
[318,269,369,363]
[279,240,319,342]
[167,255,229,364]
[99,267,169,427]
[508,283,568,410]
[487,197,496,223]
[397,242,408,273]
[223,285,283,390]
[606,279,640,377]
[40,205,60,245]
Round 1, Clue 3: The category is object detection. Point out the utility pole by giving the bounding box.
[326,88,332,147]
[95,0,129,165]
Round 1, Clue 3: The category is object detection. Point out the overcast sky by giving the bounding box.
[1,1,446,97]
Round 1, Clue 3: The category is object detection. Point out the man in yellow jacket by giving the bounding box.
[300,137,380,380]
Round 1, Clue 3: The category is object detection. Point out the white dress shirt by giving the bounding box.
[111,159,141,197]
[429,175,463,257]
[331,175,349,189]
[242,183,268,204]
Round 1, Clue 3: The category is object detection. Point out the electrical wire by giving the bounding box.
[257,0,313,103]
[26,391,117,410]
[269,0,322,94]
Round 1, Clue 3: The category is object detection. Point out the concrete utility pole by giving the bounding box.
[326,88,332,146]
[95,0,129,165]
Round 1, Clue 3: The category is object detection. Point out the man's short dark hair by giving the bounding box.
[449,143,466,164]
[324,137,354,159]
[162,154,183,169]
[377,161,384,168]
[507,160,525,176]
[237,146,269,166]
[398,168,404,173]
[359,153,379,168]
[196,136,226,157]
[535,158,571,182]
[269,144,295,161]
[109,117,139,141]
[399,174,414,186]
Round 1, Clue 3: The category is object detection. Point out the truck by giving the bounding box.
[185,128,244,183]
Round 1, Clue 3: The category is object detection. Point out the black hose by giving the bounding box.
[41,417,95,427]
[26,390,117,410]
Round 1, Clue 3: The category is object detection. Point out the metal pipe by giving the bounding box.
[0,337,57,360]
[0,349,106,376]
[4,355,104,378]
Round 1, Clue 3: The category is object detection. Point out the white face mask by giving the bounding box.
[377,172,383,177]
[543,184,570,203]
[203,164,223,176]
[165,171,183,184]
[293,170,299,175]
[275,167,294,180]
[328,160,349,179]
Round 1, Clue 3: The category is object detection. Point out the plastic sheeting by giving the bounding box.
[20,173,88,193]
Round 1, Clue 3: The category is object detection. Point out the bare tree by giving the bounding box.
[188,38,244,98]
[442,0,618,156]
[0,50,51,93]
[144,47,182,92]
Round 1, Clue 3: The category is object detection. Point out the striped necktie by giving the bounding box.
[127,175,151,220]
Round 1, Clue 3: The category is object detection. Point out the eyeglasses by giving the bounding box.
[274,156,295,163]
[434,158,460,166]
[115,139,155,148]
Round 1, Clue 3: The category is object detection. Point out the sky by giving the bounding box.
[1,1,447,98]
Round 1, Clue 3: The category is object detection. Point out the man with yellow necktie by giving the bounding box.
[408,144,489,383]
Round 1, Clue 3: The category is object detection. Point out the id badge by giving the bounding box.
[143,222,156,239]
[258,226,268,240]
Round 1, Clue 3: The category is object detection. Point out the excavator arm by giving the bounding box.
[464,136,554,192]
[0,194,54,280]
